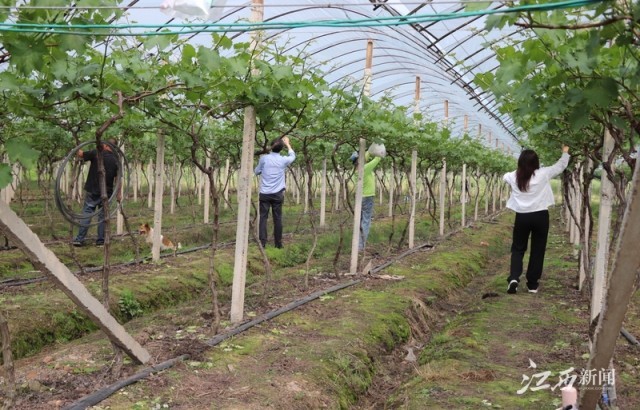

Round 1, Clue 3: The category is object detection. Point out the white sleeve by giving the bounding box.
[543,153,570,179]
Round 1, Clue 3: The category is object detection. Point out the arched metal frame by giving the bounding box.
[2,1,528,152]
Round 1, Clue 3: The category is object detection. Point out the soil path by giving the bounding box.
[5,212,640,409]
[357,213,640,409]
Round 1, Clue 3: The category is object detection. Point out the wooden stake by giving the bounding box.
[409,76,420,249]
[204,156,211,224]
[591,130,615,320]
[230,0,263,324]
[350,39,373,274]
[0,200,150,364]
[320,157,327,227]
[581,151,640,409]
[152,132,165,262]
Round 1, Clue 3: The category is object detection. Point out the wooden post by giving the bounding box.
[320,157,327,228]
[152,132,165,263]
[409,76,420,249]
[303,172,309,214]
[591,130,615,320]
[0,200,150,364]
[461,115,468,228]
[231,0,263,324]
[334,173,340,211]
[388,167,394,218]
[474,169,480,221]
[350,39,373,274]
[581,156,640,409]
[378,171,383,205]
[132,162,138,203]
[461,163,467,228]
[224,158,230,209]
[439,99,448,236]
[350,138,366,273]
[204,156,211,224]
[439,160,446,236]
[147,159,153,209]
[169,154,176,215]
[116,142,124,235]
[409,150,417,248]
[491,174,497,213]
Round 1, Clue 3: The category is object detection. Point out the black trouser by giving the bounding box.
[259,190,285,248]
[508,210,549,289]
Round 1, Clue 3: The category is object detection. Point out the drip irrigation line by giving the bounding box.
[62,354,190,410]
[0,0,605,36]
[0,241,236,291]
[370,242,434,274]
[47,209,506,409]
[621,327,640,347]
[206,279,362,347]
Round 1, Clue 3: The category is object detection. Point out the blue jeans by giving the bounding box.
[75,193,105,243]
[359,196,374,251]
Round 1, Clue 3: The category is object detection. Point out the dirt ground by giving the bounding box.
[3,212,639,409]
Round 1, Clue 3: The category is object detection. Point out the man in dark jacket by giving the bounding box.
[73,138,119,247]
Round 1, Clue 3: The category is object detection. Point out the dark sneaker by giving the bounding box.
[527,285,538,294]
[95,241,104,247]
[72,240,84,247]
[507,280,518,294]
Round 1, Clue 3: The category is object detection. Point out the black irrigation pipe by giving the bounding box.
[63,278,362,410]
[205,279,362,347]
[60,214,502,410]
[0,241,236,291]
[0,209,334,252]
[0,226,317,291]
[63,354,189,410]
[621,327,640,347]
[370,242,434,274]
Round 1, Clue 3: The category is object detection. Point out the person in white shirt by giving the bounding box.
[254,136,296,248]
[503,145,570,294]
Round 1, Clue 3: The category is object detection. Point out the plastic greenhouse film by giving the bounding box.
[160,0,228,20]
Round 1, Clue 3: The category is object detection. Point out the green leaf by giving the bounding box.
[583,78,618,108]
[0,71,21,91]
[3,34,50,75]
[5,140,40,169]
[197,48,221,71]
[568,106,590,131]
[182,44,196,63]
[465,1,491,12]
[0,164,11,189]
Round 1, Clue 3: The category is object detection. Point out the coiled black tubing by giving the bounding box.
[54,141,129,227]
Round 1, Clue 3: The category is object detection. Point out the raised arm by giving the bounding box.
[544,145,570,179]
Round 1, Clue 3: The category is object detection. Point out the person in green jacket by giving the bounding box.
[351,149,383,251]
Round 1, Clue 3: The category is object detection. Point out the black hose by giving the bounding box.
[206,279,362,347]
[54,141,129,227]
[62,354,189,410]
[55,215,503,410]
[0,241,236,291]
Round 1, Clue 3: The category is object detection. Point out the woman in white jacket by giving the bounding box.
[503,145,570,294]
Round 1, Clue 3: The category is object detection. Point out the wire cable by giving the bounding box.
[0,0,606,36]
